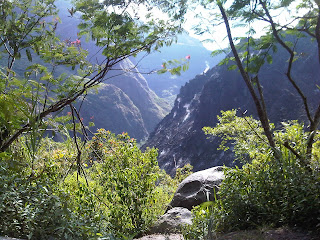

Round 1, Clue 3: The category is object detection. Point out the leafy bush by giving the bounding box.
[182,202,216,240]
[87,129,170,238]
[0,154,104,240]
[0,128,176,239]
[215,155,320,232]
[0,134,126,239]
[183,110,320,238]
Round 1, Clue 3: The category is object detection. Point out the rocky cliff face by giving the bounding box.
[54,2,171,140]
[81,58,171,140]
[144,38,320,175]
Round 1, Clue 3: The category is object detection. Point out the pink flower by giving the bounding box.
[185,55,191,60]
[90,116,94,119]
[161,64,164,68]
[75,39,81,45]
[80,117,83,121]
[67,112,71,116]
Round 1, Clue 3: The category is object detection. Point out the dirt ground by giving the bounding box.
[135,228,320,240]
[135,234,184,240]
[214,228,319,240]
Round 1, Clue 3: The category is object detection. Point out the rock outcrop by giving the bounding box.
[169,166,224,210]
[81,58,171,140]
[150,207,192,234]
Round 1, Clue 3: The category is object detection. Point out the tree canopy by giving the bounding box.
[0,0,182,154]
[156,0,320,165]
[0,2,187,238]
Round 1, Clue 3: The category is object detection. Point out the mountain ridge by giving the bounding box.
[144,36,320,175]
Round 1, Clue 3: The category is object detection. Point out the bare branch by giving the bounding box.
[217,1,277,150]
[260,0,313,125]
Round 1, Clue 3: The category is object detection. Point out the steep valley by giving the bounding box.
[54,0,218,141]
[144,37,320,175]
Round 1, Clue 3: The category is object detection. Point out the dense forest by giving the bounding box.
[0,0,319,239]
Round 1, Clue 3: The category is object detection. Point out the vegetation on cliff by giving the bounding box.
[155,0,320,238]
[1,0,320,239]
[0,0,181,238]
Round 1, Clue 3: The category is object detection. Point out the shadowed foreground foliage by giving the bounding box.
[182,110,320,240]
[0,130,187,239]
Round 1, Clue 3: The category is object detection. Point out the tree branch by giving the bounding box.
[260,0,313,125]
[217,1,277,150]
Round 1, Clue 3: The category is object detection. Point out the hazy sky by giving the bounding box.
[182,1,304,51]
[66,0,303,52]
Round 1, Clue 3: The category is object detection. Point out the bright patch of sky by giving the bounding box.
[182,1,306,51]
[104,0,306,52]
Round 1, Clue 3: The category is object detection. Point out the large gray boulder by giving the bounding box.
[150,207,192,234]
[169,166,225,210]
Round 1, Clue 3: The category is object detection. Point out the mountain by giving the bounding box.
[80,58,171,140]
[54,2,226,140]
[52,1,171,140]
[136,34,224,101]
[143,37,320,175]
[54,1,227,141]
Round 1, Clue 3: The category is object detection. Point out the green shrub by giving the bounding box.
[86,129,171,238]
[0,138,113,239]
[215,154,320,232]
[182,110,320,238]
[0,159,102,239]
[0,130,175,239]
[184,155,320,240]
[182,202,216,240]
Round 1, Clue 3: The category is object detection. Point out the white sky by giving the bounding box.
[109,0,305,52]
[183,1,304,51]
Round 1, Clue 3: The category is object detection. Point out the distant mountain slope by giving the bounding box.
[143,37,320,175]
[108,59,171,133]
[137,34,224,100]
[81,58,171,140]
[80,84,148,140]
[53,1,171,140]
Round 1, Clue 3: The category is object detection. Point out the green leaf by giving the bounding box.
[157,69,167,74]
[26,49,32,62]
[228,65,237,70]
[266,54,273,64]
[272,45,278,53]
[285,41,294,48]
[211,49,224,57]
